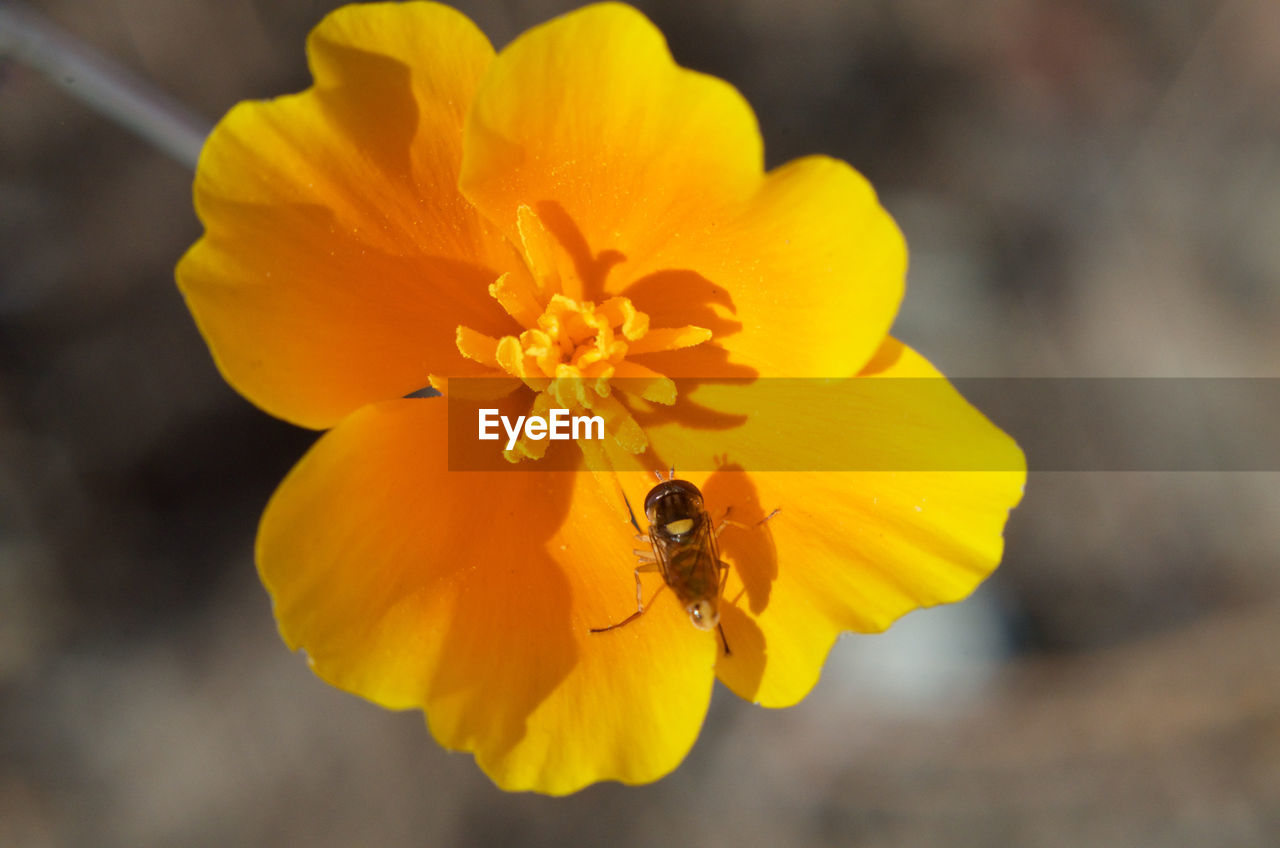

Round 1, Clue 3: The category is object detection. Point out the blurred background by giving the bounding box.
[2,0,1278,844]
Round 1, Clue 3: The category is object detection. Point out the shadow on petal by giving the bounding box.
[857,336,907,375]
[626,390,750,436]
[714,602,766,700]
[185,196,512,427]
[621,268,743,341]
[259,401,582,765]
[627,343,757,384]
[703,464,779,616]
[533,200,628,302]
[424,522,580,762]
[308,39,418,187]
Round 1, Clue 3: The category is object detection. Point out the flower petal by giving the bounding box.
[687,155,905,379]
[634,340,1025,706]
[459,3,904,378]
[523,470,718,792]
[178,3,514,429]
[259,399,715,794]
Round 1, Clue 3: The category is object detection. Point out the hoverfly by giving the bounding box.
[591,470,735,654]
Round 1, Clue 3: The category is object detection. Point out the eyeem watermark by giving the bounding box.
[478,408,605,450]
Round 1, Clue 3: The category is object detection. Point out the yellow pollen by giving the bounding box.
[451,205,715,461]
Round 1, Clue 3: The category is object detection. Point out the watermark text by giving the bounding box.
[478,408,605,450]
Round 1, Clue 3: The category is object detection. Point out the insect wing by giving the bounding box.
[648,513,722,607]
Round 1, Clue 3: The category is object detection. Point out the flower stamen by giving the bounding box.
[455,205,714,461]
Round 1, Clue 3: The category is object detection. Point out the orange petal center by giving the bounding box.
[456,205,712,461]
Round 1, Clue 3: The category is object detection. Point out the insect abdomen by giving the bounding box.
[666,546,718,603]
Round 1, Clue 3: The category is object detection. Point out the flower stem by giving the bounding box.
[0,1,209,169]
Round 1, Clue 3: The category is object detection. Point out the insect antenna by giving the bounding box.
[651,465,676,483]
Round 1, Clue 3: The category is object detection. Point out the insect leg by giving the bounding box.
[590,562,664,634]
[715,505,782,537]
[633,564,647,609]
[714,506,750,538]
[619,486,643,534]
[714,559,733,656]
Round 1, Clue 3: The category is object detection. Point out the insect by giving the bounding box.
[591,470,735,655]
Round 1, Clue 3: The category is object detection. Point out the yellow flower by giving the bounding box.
[176,1,1025,794]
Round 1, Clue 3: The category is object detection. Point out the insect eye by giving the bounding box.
[644,479,704,522]
[687,600,718,630]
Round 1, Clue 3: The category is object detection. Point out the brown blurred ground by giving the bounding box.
[1,0,1278,845]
